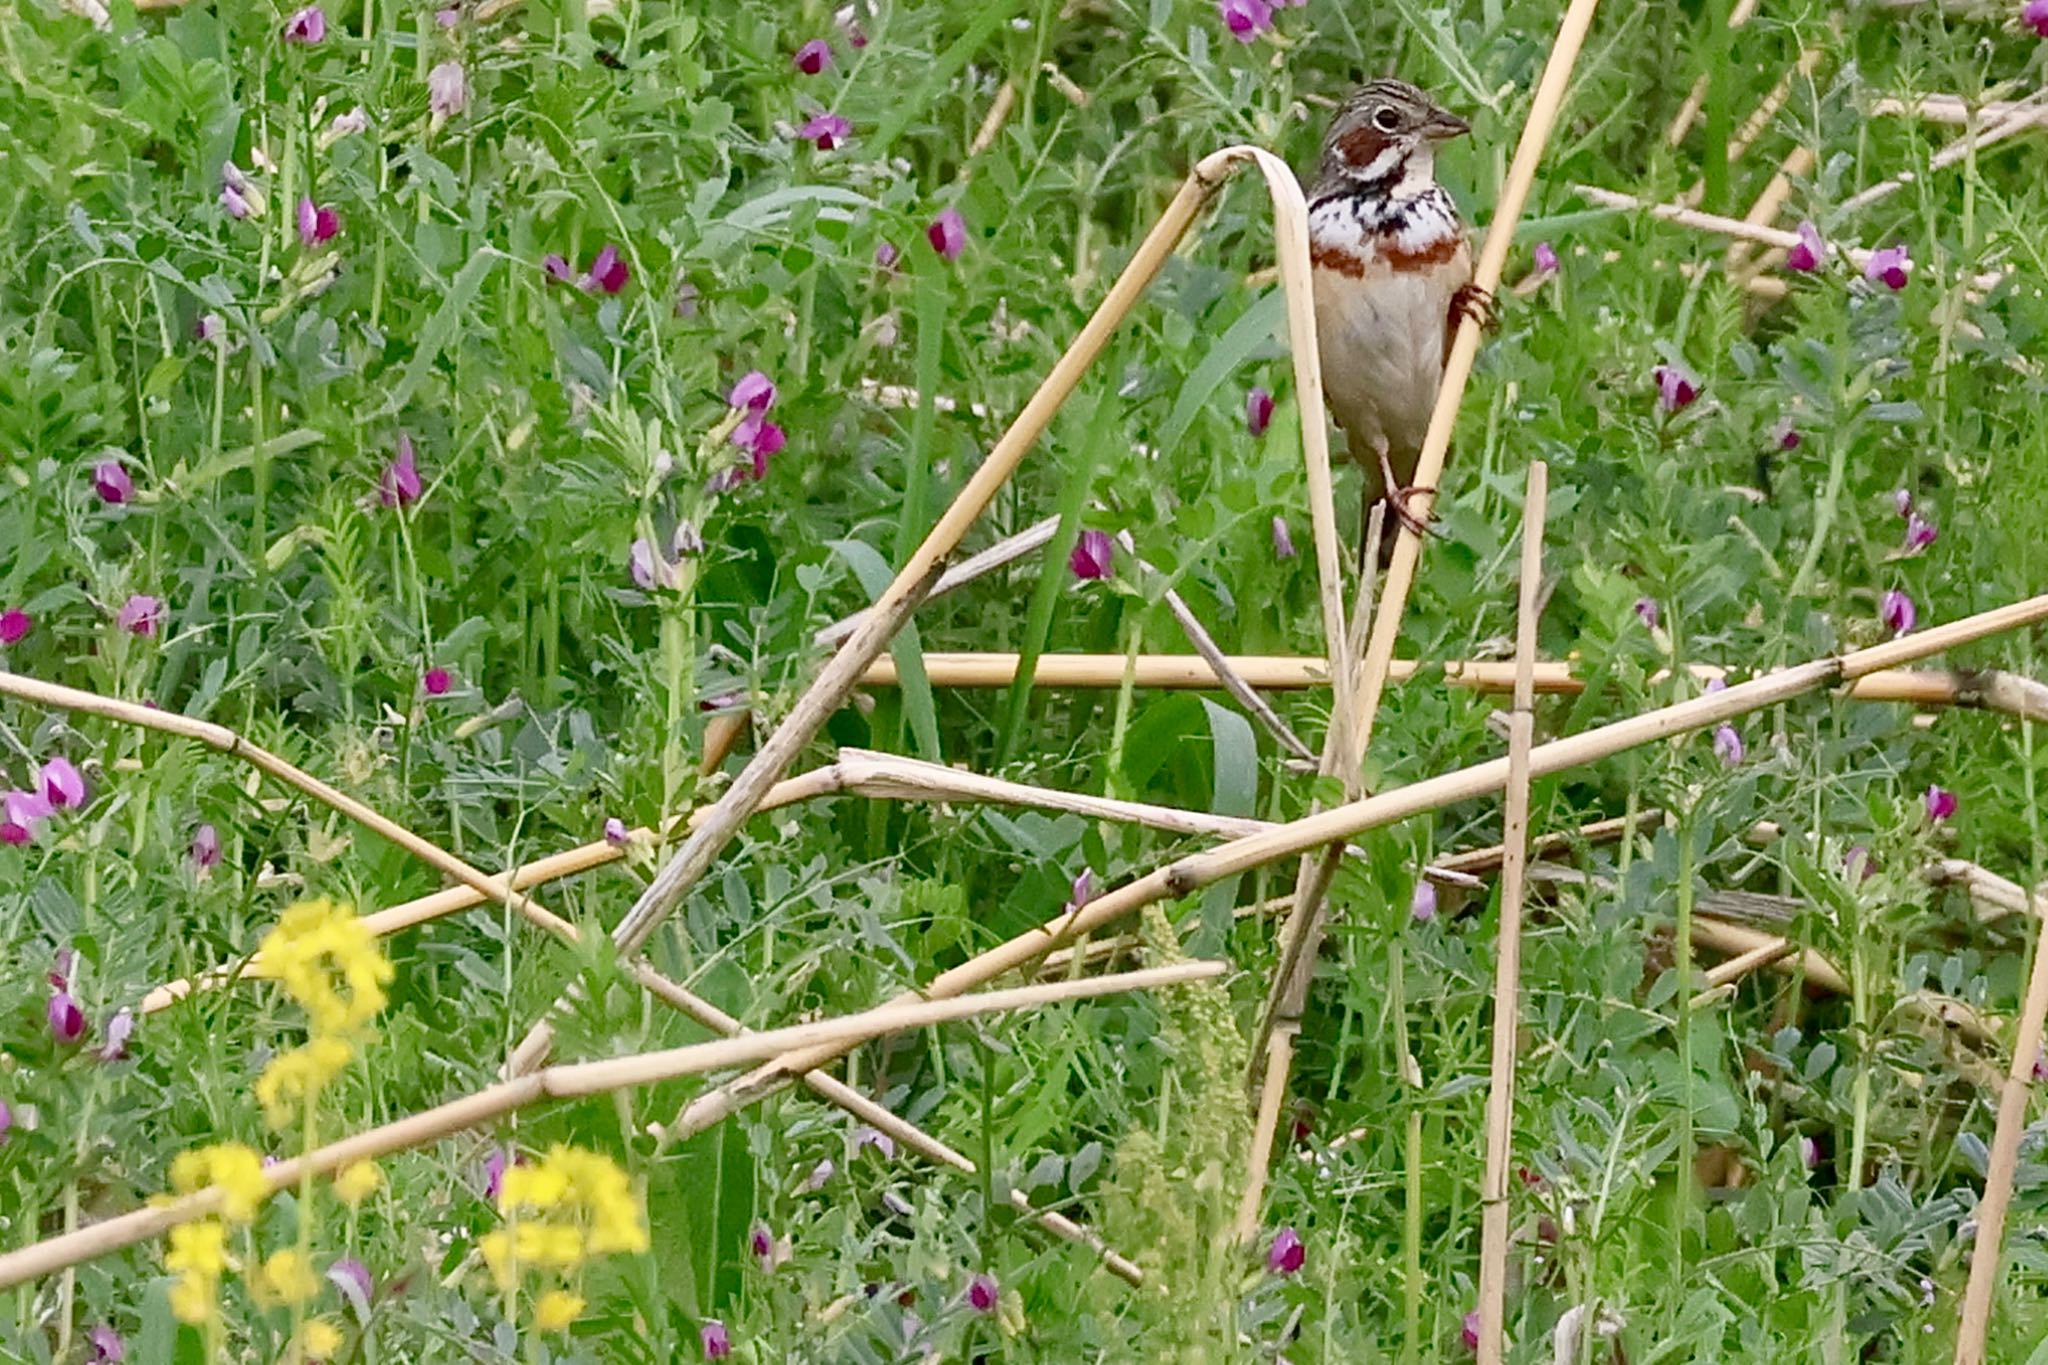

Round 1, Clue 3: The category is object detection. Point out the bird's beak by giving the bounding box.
[1423,109,1471,141]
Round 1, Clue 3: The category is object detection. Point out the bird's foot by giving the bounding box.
[1449,282,1500,334]
[1387,486,1437,539]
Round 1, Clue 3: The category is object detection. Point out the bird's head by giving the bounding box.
[1318,79,1470,193]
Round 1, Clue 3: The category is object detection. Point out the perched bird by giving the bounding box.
[1306,79,1490,565]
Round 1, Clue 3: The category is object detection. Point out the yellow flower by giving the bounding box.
[332,1159,382,1205]
[298,1317,344,1357]
[532,1289,586,1333]
[257,898,393,1037]
[479,1229,516,1293]
[165,1218,230,1323]
[481,1146,648,1295]
[255,1035,355,1128]
[252,1247,321,1307]
[170,1143,271,1223]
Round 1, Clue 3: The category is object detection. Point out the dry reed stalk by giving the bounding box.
[1840,91,2048,215]
[1678,44,1828,210]
[1723,145,1819,276]
[506,143,1303,1078]
[1476,463,1548,1364]
[1691,916,1847,994]
[1956,878,2048,1364]
[1690,937,1798,1006]
[1871,94,2033,125]
[654,592,2048,1145]
[818,515,1060,646]
[0,963,1215,1291]
[1663,0,1762,146]
[968,80,1018,158]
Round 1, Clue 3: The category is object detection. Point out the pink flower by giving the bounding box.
[1892,488,1913,518]
[427,60,470,119]
[220,177,253,220]
[422,667,453,697]
[875,240,899,270]
[99,1006,134,1061]
[1864,243,1911,290]
[88,1324,124,1362]
[283,5,326,42]
[728,370,777,413]
[0,609,30,645]
[926,206,967,262]
[1065,868,1095,912]
[853,1125,896,1160]
[630,538,679,591]
[1775,421,1802,451]
[1245,386,1274,437]
[194,313,223,343]
[2,789,53,845]
[190,822,222,872]
[1880,588,1916,637]
[379,434,422,508]
[436,5,460,24]
[1218,0,1274,42]
[967,1272,999,1313]
[1798,1135,1822,1169]
[39,757,86,810]
[1925,784,1957,822]
[1462,1309,1482,1352]
[1530,240,1560,278]
[700,1320,731,1359]
[1271,515,1296,560]
[581,244,629,295]
[1844,845,1875,882]
[798,111,851,150]
[733,416,787,479]
[793,39,833,74]
[1266,1226,1305,1274]
[327,1257,374,1313]
[1069,529,1113,581]
[748,1223,787,1271]
[296,197,340,246]
[483,1147,515,1200]
[116,595,162,637]
[837,6,869,47]
[2026,0,2048,37]
[1411,880,1437,922]
[93,460,134,505]
[1785,221,1826,273]
[0,1100,9,1144]
[1653,362,1700,412]
[1712,724,1744,766]
[1634,597,1659,630]
[1904,513,1937,552]
[541,253,575,284]
[49,991,86,1045]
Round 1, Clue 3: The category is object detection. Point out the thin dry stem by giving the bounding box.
[1842,91,2048,215]
[818,515,1060,647]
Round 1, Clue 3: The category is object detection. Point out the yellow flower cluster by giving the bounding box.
[253,1248,320,1308]
[170,1143,271,1223]
[480,1145,650,1333]
[165,1219,232,1324]
[161,1143,270,1323]
[255,1035,355,1129]
[258,897,393,1038]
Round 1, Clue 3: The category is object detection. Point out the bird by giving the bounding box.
[1305,78,1491,566]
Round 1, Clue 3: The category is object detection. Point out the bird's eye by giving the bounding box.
[1372,108,1401,132]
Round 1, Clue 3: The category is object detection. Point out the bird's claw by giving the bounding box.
[1387,485,1437,539]
[1449,283,1500,334]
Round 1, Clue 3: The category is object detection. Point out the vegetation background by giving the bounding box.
[4,0,2048,1358]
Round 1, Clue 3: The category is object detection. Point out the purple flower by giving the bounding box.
[93,460,134,505]
[1892,488,1914,518]
[39,757,86,810]
[220,178,253,220]
[190,822,222,872]
[98,1007,134,1062]
[296,197,340,246]
[875,240,899,270]
[2034,1050,2048,1084]
[1925,784,1958,823]
[327,1257,374,1317]
[49,991,86,1044]
[1245,386,1275,437]
[378,434,422,508]
[0,1101,10,1144]
[853,1125,896,1161]
[483,1147,513,1200]
[581,244,629,295]
[926,206,967,262]
[1069,529,1113,581]
[1904,513,1937,552]
[1712,724,1744,766]
[541,253,575,284]
[733,416,787,479]
[194,313,223,344]
[282,5,326,42]
[2,790,52,846]
[116,595,162,637]
[1218,0,1274,42]
[0,609,30,645]
[427,60,470,119]
[88,1325,124,1362]
[604,817,629,846]
[700,1320,731,1359]
[1775,421,1802,451]
[1653,363,1700,412]
[1065,868,1095,912]
[1844,845,1875,881]
[838,8,869,46]
[793,38,833,74]
[1463,1309,1482,1352]
[1271,515,1296,561]
[2027,0,2048,37]
[1531,240,1561,277]
[1411,881,1437,922]
[801,1157,835,1191]
[1785,221,1826,273]
[1864,243,1911,290]
[1798,1134,1822,1169]
[422,666,453,697]
[799,111,851,150]
[1880,589,1917,637]
[1265,1226,1305,1275]
[436,5,460,26]
[729,370,777,413]
[52,949,73,991]
[748,1223,782,1271]
[967,1273,999,1313]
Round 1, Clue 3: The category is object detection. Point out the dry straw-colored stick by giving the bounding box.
[818,514,1060,647]
[1724,145,1819,276]
[1679,43,1828,210]
[1663,0,1762,146]
[654,593,2048,1145]
[1957,875,2048,1363]
[1476,463,1548,1364]
[1841,91,2048,215]
[0,962,1215,1292]
[1871,95,2034,126]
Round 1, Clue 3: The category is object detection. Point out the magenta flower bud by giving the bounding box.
[1066,868,1095,911]
[734,417,787,479]
[1864,243,1911,290]
[700,1320,732,1359]
[1712,724,1744,766]
[93,460,134,505]
[190,822,222,871]
[541,253,574,284]
[116,595,162,637]
[39,758,86,810]
[483,1147,512,1200]
[422,667,453,697]
[194,313,223,344]
[926,206,967,262]
[1892,488,1913,518]
[1785,221,1826,273]
[283,5,325,42]
[793,38,833,74]
[838,6,869,46]
[1068,528,1113,581]
[1246,386,1275,437]
[2027,0,2048,36]
[379,434,422,508]
[328,1256,374,1315]
[1879,589,1916,637]
[1265,1226,1305,1275]
[0,1101,10,1145]
[801,1156,835,1190]
[427,60,470,119]
[1411,880,1437,922]
[220,178,252,219]
[1924,784,1957,823]
[853,1125,896,1160]
[1798,1135,1821,1169]
[799,111,851,150]
[1462,1309,1482,1352]
[1653,362,1700,412]
[0,609,31,645]
[1218,0,1274,42]
[49,991,87,1044]
[99,1006,134,1061]
[582,244,629,295]
[1531,240,1561,277]
[1775,421,1801,451]
[296,198,340,246]
[88,1324,124,1362]
[604,817,629,846]
[1271,515,1296,561]
[436,5,460,25]
[1844,845,1874,882]
[2034,1050,2048,1083]
[875,240,899,270]
[967,1272,999,1313]
[749,1223,774,1264]
[729,370,777,413]
[2,789,52,845]
[1904,513,1937,552]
